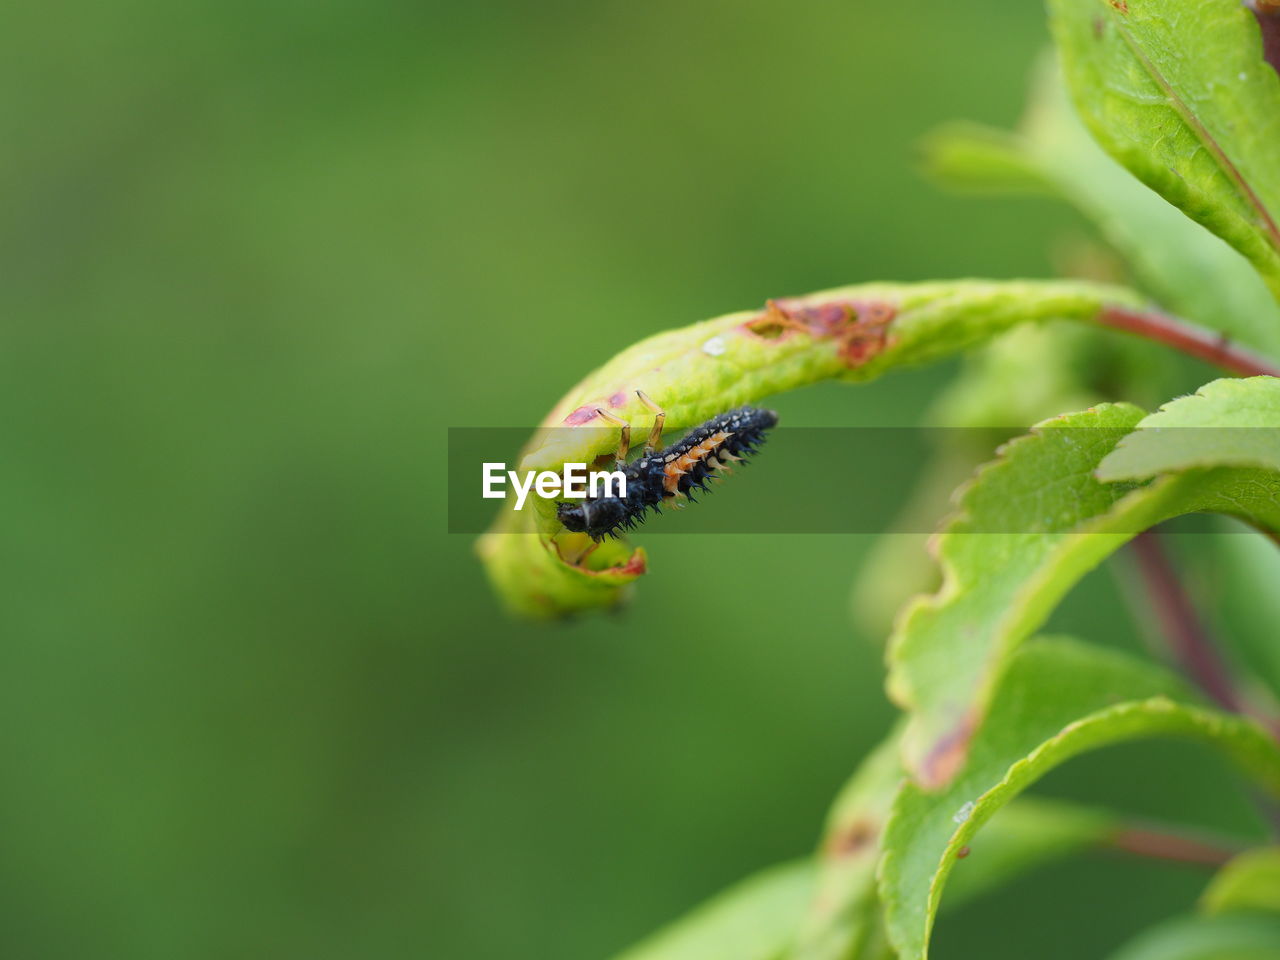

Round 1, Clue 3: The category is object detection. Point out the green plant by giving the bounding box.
[478,1,1280,956]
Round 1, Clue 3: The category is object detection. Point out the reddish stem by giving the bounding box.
[1096,305,1280,378]
[1109,825,1242,868]
[1128,531,1244,713]
[1127,533,1280,835]
[1249,1,1280,78]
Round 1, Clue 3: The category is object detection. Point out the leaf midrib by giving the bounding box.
[1112,15,1280,257]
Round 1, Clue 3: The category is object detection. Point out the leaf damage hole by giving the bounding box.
[743,300,807,340]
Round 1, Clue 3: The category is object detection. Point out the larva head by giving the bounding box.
[738,406,778,432]
[716,406,779,453]
[556,497,630,541]
[556,501,589,533]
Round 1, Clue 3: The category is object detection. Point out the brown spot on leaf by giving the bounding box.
[747,296,898,369]
[857,302,895,326]
[782,302,844,335]
[841,327,893,367]
[1106,0,1128,12]
[827,818,877,858]
[921,710,977,789]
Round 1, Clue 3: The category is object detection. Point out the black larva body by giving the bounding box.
[557,406,778,541]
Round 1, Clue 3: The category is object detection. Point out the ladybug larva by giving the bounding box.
[557,390,779,541]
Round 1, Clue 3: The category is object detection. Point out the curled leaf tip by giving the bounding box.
[479,279,1146,618]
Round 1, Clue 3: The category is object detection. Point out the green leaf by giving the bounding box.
[937,795,1118,907]
[849,328,1085,639]
[792,792,1119,960]
[480,279,1151,618]
[1098,376,1280,480]
[849,317,1169,641]
[888,400,1280,785]
[475,520,648,620]
[608,860,814,960]
[925,57,1280,357]
[1107,914,1280,960]
[1049,0,1280,302]
[788,732,902,960]
[1202,848,1280,916]
[788,728,1121,960]
[515,280,1141,479]
[879,638,1280,960]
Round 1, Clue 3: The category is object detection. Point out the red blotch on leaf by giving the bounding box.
[756,296,897,369]
[920,710,978,789]
[564,405,600,426]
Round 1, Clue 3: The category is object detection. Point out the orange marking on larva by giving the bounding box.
[663,431,730,494]
[662,464,684,494]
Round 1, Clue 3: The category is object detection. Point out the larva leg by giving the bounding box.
[595,408,631,467]
[636,389,666,455]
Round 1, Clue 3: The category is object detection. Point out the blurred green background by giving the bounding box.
[3,2,1268,958]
